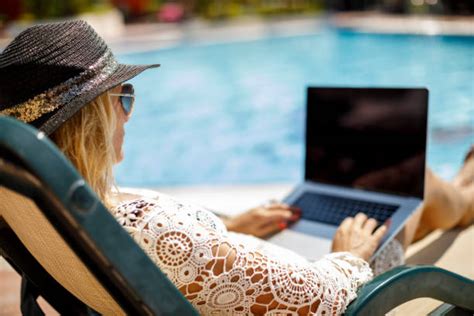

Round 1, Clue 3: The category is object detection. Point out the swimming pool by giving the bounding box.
[115,29,473,187]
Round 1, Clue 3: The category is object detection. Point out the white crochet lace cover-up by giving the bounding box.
[112,193,404,315]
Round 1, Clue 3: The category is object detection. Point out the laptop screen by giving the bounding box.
[305,87,428,199]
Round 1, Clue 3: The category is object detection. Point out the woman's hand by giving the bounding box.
[331,213,389,261]
[224,203,301,238]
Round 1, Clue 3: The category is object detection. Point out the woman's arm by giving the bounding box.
[113,197,384,315]
[177,237,372,315]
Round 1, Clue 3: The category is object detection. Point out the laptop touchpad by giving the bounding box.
[269,229,332,261]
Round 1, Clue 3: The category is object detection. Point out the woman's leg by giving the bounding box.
[398,146,474,249]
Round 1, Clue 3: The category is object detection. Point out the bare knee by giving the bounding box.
[420,203,460,230]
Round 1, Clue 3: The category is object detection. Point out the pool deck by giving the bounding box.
[109,13,474,54]
[1,184,472,315]
[331,12,474,36]
[1,12,472,52]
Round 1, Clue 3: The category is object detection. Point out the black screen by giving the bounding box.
[305,87,428,199]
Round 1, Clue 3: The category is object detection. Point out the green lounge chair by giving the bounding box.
[0,116,473,315]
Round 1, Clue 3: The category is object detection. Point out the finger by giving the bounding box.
[384,218,392,230]
[267,204,302,217]
[289,206,302,214]
[259,221,287,236]
[267,203,291,210]
[353,212,368,228]
[372,224,388,242]
[338,216,353,232]
[260,209,293,222]
[288,212,301,223]
[272,204,302,212]
[363,218,378,234]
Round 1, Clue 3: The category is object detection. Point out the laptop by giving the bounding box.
[269,87,428,261]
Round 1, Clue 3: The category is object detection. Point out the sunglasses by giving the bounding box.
[110,83,135,116]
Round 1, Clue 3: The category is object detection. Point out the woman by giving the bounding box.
[1,21,472,315]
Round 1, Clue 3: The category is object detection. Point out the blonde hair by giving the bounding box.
[50,92,117,206]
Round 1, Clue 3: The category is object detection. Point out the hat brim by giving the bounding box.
[34,63,160,135]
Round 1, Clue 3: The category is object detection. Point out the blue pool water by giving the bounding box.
[115,29,473,187]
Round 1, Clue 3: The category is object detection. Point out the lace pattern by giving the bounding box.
[112,194,400,315]
[371,238,405,276]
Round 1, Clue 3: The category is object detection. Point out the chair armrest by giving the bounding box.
[345,265,474,315]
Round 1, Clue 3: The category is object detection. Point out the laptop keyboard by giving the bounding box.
[292,192,399,226]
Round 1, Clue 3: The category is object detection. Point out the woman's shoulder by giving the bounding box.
[111,191,227,233]
[112,191,205,216]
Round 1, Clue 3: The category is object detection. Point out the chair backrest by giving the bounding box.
[0,116,198,316]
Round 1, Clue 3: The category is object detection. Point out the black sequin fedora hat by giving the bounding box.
[0,20,159,135]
